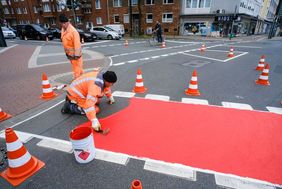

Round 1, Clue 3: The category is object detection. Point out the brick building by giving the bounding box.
[1,0,180,35]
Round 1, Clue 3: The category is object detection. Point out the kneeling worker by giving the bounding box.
[61,70,117,132]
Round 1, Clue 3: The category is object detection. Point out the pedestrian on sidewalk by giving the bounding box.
[61,70,117,132]
[59,14,84,79]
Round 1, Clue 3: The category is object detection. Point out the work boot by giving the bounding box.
[61,101,71,114]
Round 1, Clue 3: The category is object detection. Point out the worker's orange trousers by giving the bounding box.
[70,57,84,79]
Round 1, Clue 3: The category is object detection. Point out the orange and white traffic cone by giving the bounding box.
[46,36,49,42]
[132,68,147,93]
[131,179,142,189]
[255,55,265,71]
[81,38,84,44]
[227,46,234,57]
[0,128,45,186]
[185,70,201,96]
[256,63,270,86]
[199,44,206,52]
[0,107,11,122]
[40,73,57,100]
[24,36,27,40]
[161,41,166,48]
[124,39,128,47]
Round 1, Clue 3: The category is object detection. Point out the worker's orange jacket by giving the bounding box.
[61,23,82,60]
[67,71,112,122]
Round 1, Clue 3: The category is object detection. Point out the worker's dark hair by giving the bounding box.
[103,71,117,83]
[59,14,69,23]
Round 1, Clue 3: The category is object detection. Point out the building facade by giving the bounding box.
[180,0,266,37]
[1,0,180,35]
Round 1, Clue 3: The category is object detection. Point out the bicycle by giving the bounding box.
[147,33,158,46]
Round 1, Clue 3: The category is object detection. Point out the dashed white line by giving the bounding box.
[266,106,282,115]
[0,44,18,54]
[222,102,253,110]
[181,98,209,105]
[145,94,170,101]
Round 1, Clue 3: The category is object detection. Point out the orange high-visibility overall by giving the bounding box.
[61,23,83,79]
[66,71,113,122]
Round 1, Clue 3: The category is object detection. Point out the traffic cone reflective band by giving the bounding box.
[132,68,147,93]
[81,37,84,44]
[185,70,200,96]
[0,107,11,122]
[0,128,45,186]
[131,179,142,189]
[40,73,57,100]
[124,39,128,47]
[200,44,206,52]
[161,41,166,48]
[227,46,234,57]
[256,55,265,71]
[256,63,270,86]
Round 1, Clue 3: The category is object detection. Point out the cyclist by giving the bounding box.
[154,21,163,43]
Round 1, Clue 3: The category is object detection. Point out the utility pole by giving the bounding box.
[71,0,77,27]
[230,4,237,39]
[129,0,133,37]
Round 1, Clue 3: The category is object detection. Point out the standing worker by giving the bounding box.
[61,70,117,133]
[154,21,163,43]
[59,14,84,79]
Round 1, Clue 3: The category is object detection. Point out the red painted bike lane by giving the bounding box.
[80,98,282,186]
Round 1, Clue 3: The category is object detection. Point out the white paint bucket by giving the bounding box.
[69,126,95,163]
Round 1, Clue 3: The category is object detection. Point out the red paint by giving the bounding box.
[79,98,282,185]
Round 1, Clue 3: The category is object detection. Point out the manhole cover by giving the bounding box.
[0,147,8,171]
[182,60,210,67]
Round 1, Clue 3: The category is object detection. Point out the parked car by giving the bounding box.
[104,24,125,36]
[16,24,53,40]
[48,27,61,39]
[90,26,121,40]
[77,28,97,42]
[1,27,16,39]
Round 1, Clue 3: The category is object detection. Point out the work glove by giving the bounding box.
[91,118,101,132]
[108,96,115,105]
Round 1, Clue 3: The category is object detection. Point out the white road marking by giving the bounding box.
[181,98,209,105]
[38,52,65,57]
[144,159,196,181]
[182,52,225,62]
[223,52,249,62]
[0,44,18,54]
[222,102,253,110]
[37,138,73,153]
[112,91,135,98]
[266,106,282,115]
[145,94,170,101]
[222,45,262,49]
[95,149,129,165]
[28,46,42,68]
[215,174,275,189]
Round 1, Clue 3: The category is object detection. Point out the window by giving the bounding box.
[16,7,22,14]
[33,6,38,13]
[50,18,55,25]
[36,19,40,24]
[96,0,101,9]
[131,0,137,5]
[43,4,51,12]
[163,0,173,4]
[199,0,204,8]
[23,7,27,14]
[124,14,129,23]
[1,0,7,5]
[113,0,121,7]
[76,16,82,24]
[86,22,93,29]
[205,0,211,7]
[192,0,197,8]
[4,8,9,14]
[56,4,62,12]
[186,0,191,8]
[145,0,154,5]
[162,13,173,22]
[114,15,120,23]
[146,13,153,23]
[96,17,102,24]
[83,8,91,13]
